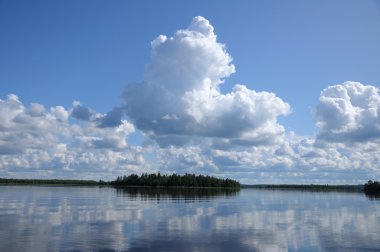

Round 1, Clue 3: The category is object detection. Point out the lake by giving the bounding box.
[0,186,379,252]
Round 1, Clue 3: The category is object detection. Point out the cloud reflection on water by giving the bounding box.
[0,186,379,252]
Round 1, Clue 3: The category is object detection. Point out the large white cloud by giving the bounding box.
[0,94,146,180]
[123,16,290,146]
[316,81,380,142]
[0,94,70,155]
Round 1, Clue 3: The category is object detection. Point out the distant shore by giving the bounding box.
[2,177,379,194]
[0,177,363,190]
[241,184,363,191]
[0,178,104,186]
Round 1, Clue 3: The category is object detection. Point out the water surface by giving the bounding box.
[0,186,379,251]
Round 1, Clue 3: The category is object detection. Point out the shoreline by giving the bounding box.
[0,182,364,191]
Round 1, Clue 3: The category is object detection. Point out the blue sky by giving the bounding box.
[1,0,380,183]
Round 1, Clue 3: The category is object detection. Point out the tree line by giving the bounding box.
[111,173,241,188]
[0,178,103,185]
[243,184,363,191]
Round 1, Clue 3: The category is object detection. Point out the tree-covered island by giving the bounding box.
[111,173,241,188]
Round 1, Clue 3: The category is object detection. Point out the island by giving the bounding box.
[111,173,241,188]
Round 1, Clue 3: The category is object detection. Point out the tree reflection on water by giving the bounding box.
[116,187,240,201]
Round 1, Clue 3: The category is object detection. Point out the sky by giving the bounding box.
[1,0,380,184]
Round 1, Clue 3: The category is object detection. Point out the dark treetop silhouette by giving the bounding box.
[111,173,240,188]
[364,180,380,193]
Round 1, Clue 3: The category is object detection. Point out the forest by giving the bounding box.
[111,173,241,188]
[0,177,103,185]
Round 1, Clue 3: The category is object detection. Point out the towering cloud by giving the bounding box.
[123,16,290,146]
[316,81,380,142]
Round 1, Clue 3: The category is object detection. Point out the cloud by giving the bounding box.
[71,102,94,121]
[27,103,46,117]
[315,81,380,142]
[119,17,380,183]
[0,94,69,155]
[88,120,135,151]
[0,94,144,180]
[1,92,379,183]
[150,130,380,184]
[50,106,69,122]
[123,16,290,146]
[71,102,124,129]
[97,107,124,128]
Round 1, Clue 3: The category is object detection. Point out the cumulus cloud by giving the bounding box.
[76,119,135,151]
[0,94,144,179]
[316,81,380,142]
[97,107,124,128]
[119,17,380,183]
[71,102,94,121]
[71,102,124,129]
[0,94,69,155]
[149,127,380,184]
[123,16,290,146]
[1,92,379,183]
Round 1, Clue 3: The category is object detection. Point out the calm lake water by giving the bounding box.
[0,186,379,252]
